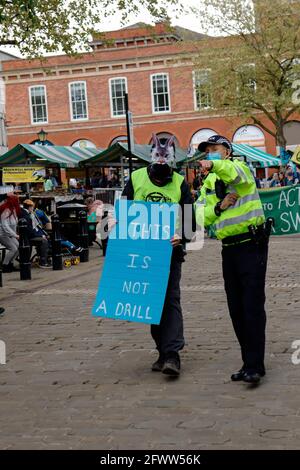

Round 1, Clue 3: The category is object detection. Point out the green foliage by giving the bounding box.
[0,0,183,57]
[193,0,300,147]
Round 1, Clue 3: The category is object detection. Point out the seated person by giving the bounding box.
[85,197,104,223]
[20,199,51,268]
[34,204,83,255]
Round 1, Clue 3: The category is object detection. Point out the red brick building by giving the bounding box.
[1,22,300,155]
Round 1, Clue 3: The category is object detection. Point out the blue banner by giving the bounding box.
[92,200,179,325]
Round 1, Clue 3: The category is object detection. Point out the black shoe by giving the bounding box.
[73,247,83,254]
[151,354,165,372]
[231,368,246,381]
[0,307,5,315]
[9,263,20,272]
[162,353,181,376]
[2,264,13,273]
[242,372,262,384]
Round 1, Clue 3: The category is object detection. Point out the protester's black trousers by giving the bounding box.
[151,251,184,356]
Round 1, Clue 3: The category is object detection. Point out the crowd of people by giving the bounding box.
[268,165,300,188]
[69,172,121,191]
[0,194,85,272]
[192,162,300,196]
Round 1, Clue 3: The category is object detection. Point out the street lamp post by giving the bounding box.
[124,93,133,176]
[37,128,48,145]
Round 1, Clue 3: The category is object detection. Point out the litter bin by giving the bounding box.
[56,203,87,246]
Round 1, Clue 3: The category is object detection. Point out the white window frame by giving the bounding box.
[150,73,171,114]
[193,70,212,111]
[238,63,257,95]
[109,77,128,118]
[68,81,89,121]
[28,85,48,125]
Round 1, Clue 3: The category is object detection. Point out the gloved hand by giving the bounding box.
[220,193,239,210]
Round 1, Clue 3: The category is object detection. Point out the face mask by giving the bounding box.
[206,152,222,161]
[150,163,172,180]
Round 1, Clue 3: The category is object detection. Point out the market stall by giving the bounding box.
[81,141,188,195]
[0,144,104,210]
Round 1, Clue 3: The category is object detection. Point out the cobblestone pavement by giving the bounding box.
[0,237,299,450]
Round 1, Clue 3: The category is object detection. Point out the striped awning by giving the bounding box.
[81,142,188,166]
[232,144,280,167]
[183,144,280,168]
[0,144,103,168]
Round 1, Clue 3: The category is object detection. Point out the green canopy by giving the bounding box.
[81,142,188,166]
[0,144,103,168]
[232,144,280,167]
[182,143,280,168]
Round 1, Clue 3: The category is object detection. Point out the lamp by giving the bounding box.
[37,128,48,145]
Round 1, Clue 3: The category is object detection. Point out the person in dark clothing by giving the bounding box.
[121,134,196,376]
[20,199,51,268]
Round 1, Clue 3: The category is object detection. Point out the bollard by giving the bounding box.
[78,210,89,262]
[18,218,31,280]
[51,214,63,271]
[101,210,109,257]
[0,265,2,288]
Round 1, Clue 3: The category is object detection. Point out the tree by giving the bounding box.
[0,0,183,58]
[192,0,300,154]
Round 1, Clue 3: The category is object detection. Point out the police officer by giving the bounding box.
[122,134,195,376]
[196,135,269,384]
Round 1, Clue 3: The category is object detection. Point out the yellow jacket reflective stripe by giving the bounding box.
[195,159,265,240]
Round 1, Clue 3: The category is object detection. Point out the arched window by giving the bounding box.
[71,139,96,149]
[233,125,266,151]
[189,128,217,155]
[109,135,128,146]
[30,139,54,146]
[283,121,300,151]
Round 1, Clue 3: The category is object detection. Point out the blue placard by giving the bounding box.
[92,200,179,325]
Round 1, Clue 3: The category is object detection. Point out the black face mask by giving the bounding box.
[149,163,172,183]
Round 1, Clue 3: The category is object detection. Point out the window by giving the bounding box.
[29,86,48,124]
[69,82,88,120]
[151,73,170,113]
[109,78,127,117]
[238,64,257,96]
[194,70,212,110]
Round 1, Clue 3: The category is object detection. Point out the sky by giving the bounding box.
[98,0,204,33]
[1,0,207,58]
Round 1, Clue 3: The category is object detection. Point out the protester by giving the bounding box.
[270,172,281,188]
[285,166,296,186]
[0,194,21,272]
[20,199,51,268]
[255,176,262,188]
[121,134,196,376]
[279,171,285,186]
